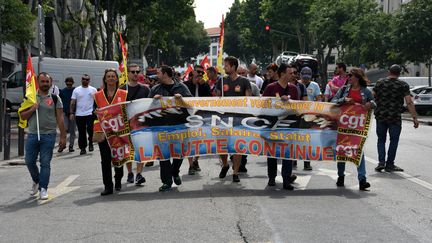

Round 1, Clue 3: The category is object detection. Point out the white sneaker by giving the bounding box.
[40,188,49,200]
[30,182,39,196]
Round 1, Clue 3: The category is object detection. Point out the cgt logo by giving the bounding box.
[339,114,366,129]
[336,144,358,157]
[111,144,130,161]
[101,115,124,132]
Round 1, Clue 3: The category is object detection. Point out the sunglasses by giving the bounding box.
[196,70,205,75]
[129,70,140,74]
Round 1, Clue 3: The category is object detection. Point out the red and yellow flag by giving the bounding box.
[217,15,225,75]
[182,64,194,81]
[118,33,128,86]
[200,55,211,81]
[18,54,39,128]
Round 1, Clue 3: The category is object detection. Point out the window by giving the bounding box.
[7,71,24,88]
[211,46,218,56]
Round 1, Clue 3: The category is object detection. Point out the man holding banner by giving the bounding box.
[20,72,67,200]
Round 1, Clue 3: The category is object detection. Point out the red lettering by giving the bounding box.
[181,142,191,157]
[216,139,228,154]
[249,140,262,156]
[169,143,180,158]
[139,146,152,161]
[308,146,321,160]
[296,145,306,160]
[203,139,214,154]
[323,146,334,161]
[277,143,288,158]
[191,140,204,155]
[234,139,247,153]
[151,145,164,160]
[263,141,276,157]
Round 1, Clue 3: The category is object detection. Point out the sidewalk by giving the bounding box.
[401,113,432,126]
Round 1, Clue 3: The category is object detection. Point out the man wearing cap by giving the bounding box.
[373,64,419,173]
[59,77,76,152]
[300,67,322,102]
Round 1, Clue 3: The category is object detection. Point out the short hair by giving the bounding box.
[389,64,402,75]
[224,56,239,71]
[65,77,74,83]
[207,66,217,73]
[127,63,140,70]
[194,64,204,70]
[82,74,90,79]
[38,72,51,80]
[160,65,173,78]
[266,63,278,72]
[277,63,295,76]
[336,62,347,72]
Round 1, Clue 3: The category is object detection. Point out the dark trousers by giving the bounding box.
[376,120,402,166]
[76,115,94,150]
[267,158,293,180]
[99,140,123,190]
[159,158,183,185]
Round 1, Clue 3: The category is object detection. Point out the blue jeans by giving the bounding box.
[337,155,367,182]
[376,120,402,166]
[267,158,293,181]
[25,133,56,190]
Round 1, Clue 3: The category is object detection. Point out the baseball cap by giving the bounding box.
[300,67,312,79]
[389,64,402,75]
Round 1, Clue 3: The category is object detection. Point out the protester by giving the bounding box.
[261,63,279,93]
[215,56,252,182]
[239,65,260,96]
[70,74,97,155]
[206,66,220,96]
[149,65,193,192]
[20,72,66,200]
[262,63,299,190]
[121,64,151,185]
[373,64,419,172]
[183,65,212,174]
[58,77,76,152]
[332,68,374,190]
[247,63,264,90]
[326,63,349,101]
[93,69,127,195]
[300,67,322,102]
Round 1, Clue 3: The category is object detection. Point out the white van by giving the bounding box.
[399,77,431,87]
[5,57,119,109]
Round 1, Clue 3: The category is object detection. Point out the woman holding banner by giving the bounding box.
[332,68,375,191]
[93,69,127,196]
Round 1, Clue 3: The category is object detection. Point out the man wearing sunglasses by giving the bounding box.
[121,64,151,186]
[70,74,97,155]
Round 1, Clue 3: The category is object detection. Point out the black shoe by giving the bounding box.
[188,166,196,175]
[385,165,404,172]
[173,175,182,186]
[127,172,134,183]
[238,166,248,173]
[115,181,121,191]
[233,174,240,183]
[375,164,385,172]
[159,183,172,192]
[80,149,86,155]
[359,180,371,191]
[336,176,345,187]
[58,147,64,153]
[145,161,154,167]
[283,183,294,190]
[135,173,146,185]
[292,161,297,168]
[100,188,113,196]
[193,160,201,172]
[304,162,313,171]
[69,147,75,152]
[267,178,276,186]
[89,144,94,152]
[289,174,297,184]
[219,165,230,179]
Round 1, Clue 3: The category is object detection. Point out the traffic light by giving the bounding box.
[264,18,270,32]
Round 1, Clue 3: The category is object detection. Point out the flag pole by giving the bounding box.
[36,109,40,141]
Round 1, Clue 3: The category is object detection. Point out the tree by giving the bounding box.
[0,0,35,44]
[224,0,242,60]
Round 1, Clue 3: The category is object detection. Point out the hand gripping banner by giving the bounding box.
[96,97,371,167]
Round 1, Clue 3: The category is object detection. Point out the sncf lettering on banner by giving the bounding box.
[340,114,366,129]
[186,114,293,130]
[101,115,124,132]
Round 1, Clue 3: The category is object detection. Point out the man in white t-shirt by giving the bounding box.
[70,74,97,155]
[247,63,264,90]
[300,67,322,102]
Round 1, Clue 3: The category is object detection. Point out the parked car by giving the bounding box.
[290,54,319,78]
[275,51,297,65]
[413,87,432,115]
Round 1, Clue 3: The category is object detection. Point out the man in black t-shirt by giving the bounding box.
[215,56,252,183]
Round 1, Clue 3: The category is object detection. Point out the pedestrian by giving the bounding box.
[93,68,127,195]
[215,56,252,183]
[70,74,97,155]
[183,65,212,175]
[58,77,76,152]
[247,63,264,90]
[373,64,419,173]
[261,63,279,93]
[331,68,373,190]
[239,65,260,96]
[299,67,322,102]
[262,63,299,190]
[149,65,193,192]
[326,63,349,101]
[206,66,220,96]
[121,64,151,185]
[20,72,67,200]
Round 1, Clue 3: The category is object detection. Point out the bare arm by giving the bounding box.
[70,99,76,120]
[20,103,39,120]
[404,95,419,128]
[56,108,67,148]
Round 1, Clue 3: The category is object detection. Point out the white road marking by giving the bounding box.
[38,175,80,204]
[365,156,432,191]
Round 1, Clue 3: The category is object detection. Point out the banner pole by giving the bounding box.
[36,109,40,141]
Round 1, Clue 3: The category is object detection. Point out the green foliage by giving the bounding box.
[0,0,36,44]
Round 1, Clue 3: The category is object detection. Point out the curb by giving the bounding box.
[401,118,432,126]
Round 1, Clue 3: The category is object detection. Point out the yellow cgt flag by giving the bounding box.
[216,14,225,75]
[118,32,129,87]
[17,54,38,129]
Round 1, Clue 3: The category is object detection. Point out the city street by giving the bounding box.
[0,118,431,242]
